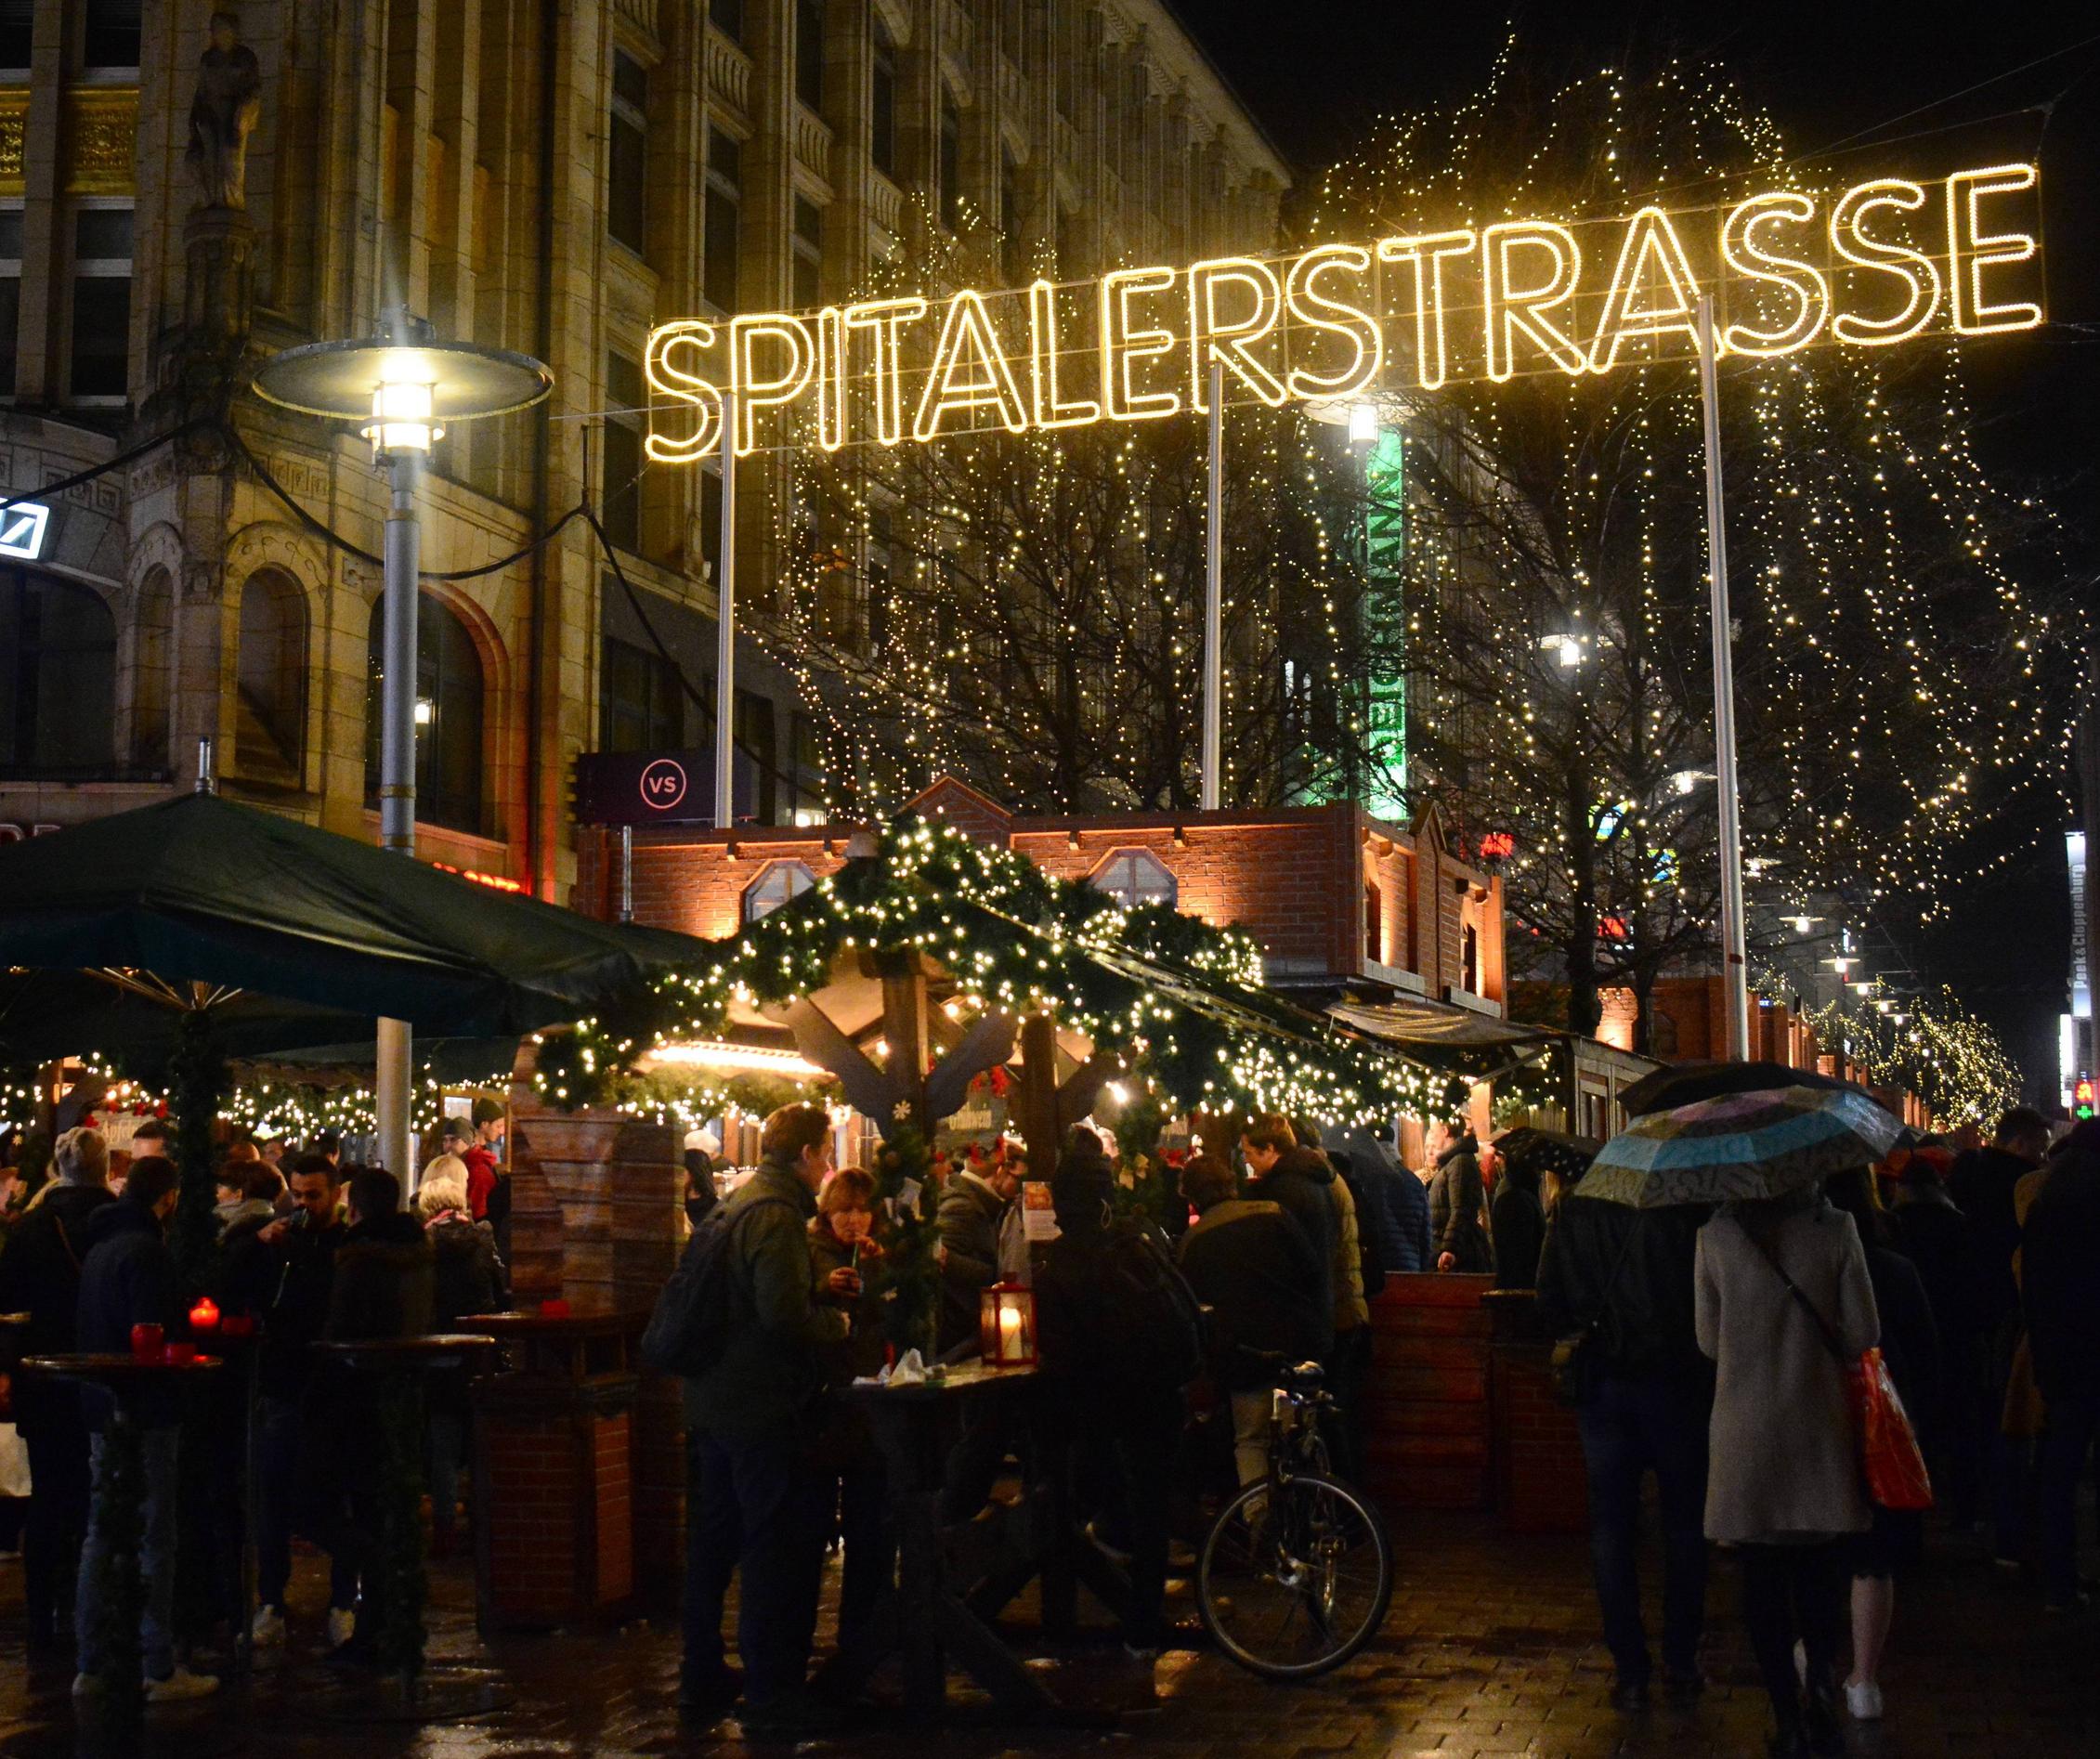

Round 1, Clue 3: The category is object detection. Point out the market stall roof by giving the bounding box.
[0,792,704,1048]
[1327,996,1556,1071]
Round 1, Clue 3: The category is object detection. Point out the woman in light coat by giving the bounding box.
[1697,1182,1879,1758]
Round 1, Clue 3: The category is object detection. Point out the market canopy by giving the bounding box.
[536,814,1470,1129]
[0,792,704,1050]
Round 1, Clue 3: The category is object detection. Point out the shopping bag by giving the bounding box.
[0,1421,31,1499]
[1846,1346,1932,1512]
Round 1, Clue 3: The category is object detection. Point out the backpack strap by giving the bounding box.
[53,1215,82,1274]
[1741,1220,1850,1367]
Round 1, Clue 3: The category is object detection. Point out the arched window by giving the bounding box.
[129,566,172,770]
[365,592,486,837]
[0,567,114,775]
[1088,848,1176,909]
[235,567,307,781]
[742,860,814,922]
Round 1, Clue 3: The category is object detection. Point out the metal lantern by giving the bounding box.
[978,1282,1037,1369]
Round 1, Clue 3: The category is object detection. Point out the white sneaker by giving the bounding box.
[144,1666,219,1703]
[1846,1680,1885,1720]
[327,1605,356,1648]
[250,1605,286,1648]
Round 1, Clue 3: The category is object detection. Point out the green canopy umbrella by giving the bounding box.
[0,791,700,1037]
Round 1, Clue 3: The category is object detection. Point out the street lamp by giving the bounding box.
[254,309,551,1179]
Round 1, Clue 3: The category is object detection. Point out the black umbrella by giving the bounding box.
[1493,1125,1602,1185]
[1619,1058,1863,1119]
[0,791,700,1038]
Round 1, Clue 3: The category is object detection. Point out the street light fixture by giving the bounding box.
[254,308,552,1179]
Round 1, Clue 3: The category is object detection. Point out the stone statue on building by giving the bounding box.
[186,12,262,211]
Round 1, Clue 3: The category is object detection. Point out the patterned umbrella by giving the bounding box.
[1581,1084,1904,1208]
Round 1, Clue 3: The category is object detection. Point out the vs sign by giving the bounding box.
[572,749,754,827]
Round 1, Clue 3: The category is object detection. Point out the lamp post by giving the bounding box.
[254,310,551,1177]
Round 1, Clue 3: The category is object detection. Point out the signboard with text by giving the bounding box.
[572,749,756,827]
[644,162,2042,461]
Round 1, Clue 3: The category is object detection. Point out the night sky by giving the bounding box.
[1187,2,2100,1101]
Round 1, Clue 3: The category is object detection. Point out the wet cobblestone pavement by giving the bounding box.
[2,1511,2093,1758]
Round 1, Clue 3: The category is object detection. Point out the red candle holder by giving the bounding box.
[538,1298,571,1320]
[130,1323,164,1362]
[189,1296,221,1335]
[163,1341,197,1365]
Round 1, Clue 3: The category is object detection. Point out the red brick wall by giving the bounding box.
[1362,1273,1494,1511]
[576,788,1507,1007]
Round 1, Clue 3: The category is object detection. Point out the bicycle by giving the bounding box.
[1194,1361,1394,1679]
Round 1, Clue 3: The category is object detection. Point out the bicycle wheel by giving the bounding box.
[1195,1471,1394,1679]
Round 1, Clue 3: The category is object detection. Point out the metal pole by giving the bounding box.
[1200,360,1223,812]
[1697,295,1751,1061]
[714,392,737,832]
[617,824,634,923]
[376,448,420,1174]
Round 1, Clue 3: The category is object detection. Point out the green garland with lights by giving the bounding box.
[1801,985,2022,1130]
[534,817,1467,1130]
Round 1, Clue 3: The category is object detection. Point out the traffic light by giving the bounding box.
[2075,1075,2094,1121]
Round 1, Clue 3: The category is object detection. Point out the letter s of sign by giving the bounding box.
[1830,178,1941,346]
[644,322,723,463]
[1718,192,1829,357]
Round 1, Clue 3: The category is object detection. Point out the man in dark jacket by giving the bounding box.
[1946,1105,2049,1555]
[71,1156,218,1701]
[1176,1153,1330,1486]
[1536,1190,1713,1710]
[1240,1114,1336,1318]
[934,1150,1020,1351]
[2020,1143,2100,1609]
[682,1104,847,1728]
[1324,1124,1432,1274]
[1426,1120,1493,1273]
[0,1126,114,1650]
[1035,1151,1193,1658]
[231,1152,356,1649]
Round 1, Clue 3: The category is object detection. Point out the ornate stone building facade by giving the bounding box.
[0,0,1285,893]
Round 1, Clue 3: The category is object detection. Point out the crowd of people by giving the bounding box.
[672,1102,1460,1731]
[1537,1106,2100,1756]
[0,1109,510,1701]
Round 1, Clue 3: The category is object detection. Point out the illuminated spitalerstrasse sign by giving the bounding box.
[646,163,2041,460]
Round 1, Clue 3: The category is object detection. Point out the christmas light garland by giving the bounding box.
[534,817,1469,1128]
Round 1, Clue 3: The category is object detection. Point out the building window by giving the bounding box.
[0,204,20,397]
[364,593,486,838]
[130,566,171,769]
[603,348,644,553]
[1089,848,1176,909]
[865,509,892,655]
[790,196,821,308]
[70,203,132,401]
[1053,1,1077,123]
[1364,882,1382,965]
[600,630,683,752]
[607,49,648,258]
[938,90,961,231]
[704,128,740,312]
[742,859,814,922]
[1462,922,1480,995]
[795,0,823,111]
[0,569,115,776]
[0,2,31,69]
[999,146,1022,282]
[82,0,138,69]
[709,0,741,41]
[235,568,307,780]
[735,687,776,824]
[870,20,897,177]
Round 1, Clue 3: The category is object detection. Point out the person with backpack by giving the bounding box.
[1033,1127,1203,1661]
[0,1126,114,1654]
[1174,1152,1330,1486]
[670,1104,849,1730]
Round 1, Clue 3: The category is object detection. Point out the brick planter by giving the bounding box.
[1362,1273,1494,1510]
[1483,1289,1589,1534]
